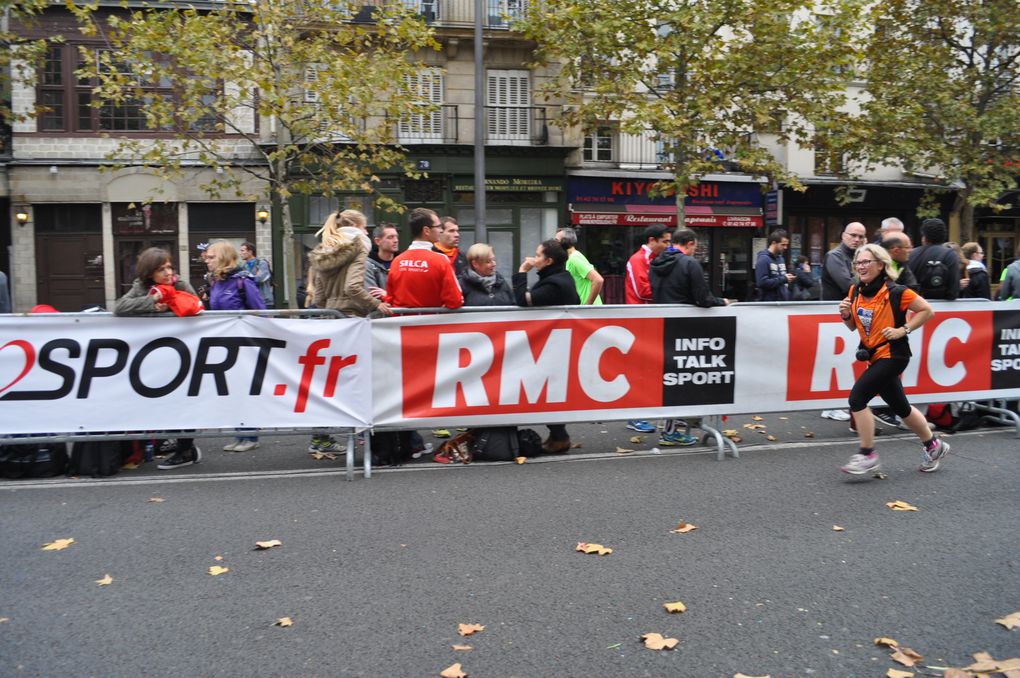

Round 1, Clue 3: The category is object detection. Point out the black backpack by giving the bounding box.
[914,246,952,299]
[517,428,543,457]
[0,444,69,479]
[68,441,128,477]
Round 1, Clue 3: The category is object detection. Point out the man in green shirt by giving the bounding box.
[555,228,604,305]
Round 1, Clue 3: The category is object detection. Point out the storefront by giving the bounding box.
[566,175,764,301]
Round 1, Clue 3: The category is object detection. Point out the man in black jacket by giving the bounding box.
[514,239,580,453]
[650,228,730,307]
[907,218,960,300]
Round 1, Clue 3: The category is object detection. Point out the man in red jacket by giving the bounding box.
[625,224,672,304]
[386,208,464,309]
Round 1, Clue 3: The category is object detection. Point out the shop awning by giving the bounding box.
[570,211,763,228]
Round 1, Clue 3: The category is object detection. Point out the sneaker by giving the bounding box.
[822,409,851,421]
[432,429,451,439]
[158,439,178,454]
[232,440,260,453]
[659,431,698,446]
[874,410,905,429]
[840,452,880,475]
[919,438,950,473]
[309,436,346,453]
[626,420,657,433]
[158,445,201,470]
[411,443,434,459]
[223,440,240,451]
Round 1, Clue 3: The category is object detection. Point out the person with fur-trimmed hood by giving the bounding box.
[309,209,392,318]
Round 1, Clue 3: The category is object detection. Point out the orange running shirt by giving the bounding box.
[849,283,917,362]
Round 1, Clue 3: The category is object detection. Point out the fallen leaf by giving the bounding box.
[886,500,919,512]
[95,574,112,586]
[671,522,698,534]
[255,540,282,550]
[752,415,764,421]
[458,623,485,636]
[757,429,768,434]
[41,538,74,551]
[804,431,815,438]
[996,611,1020,630]
[208,566,230,576]
[576,542,613,555]
[629,435,644,443]
[606,643,622,649]
[570,442,582,449]
[514,457,526,464]
[121,462,140,470]
[310,452,325,460]
[766,435,777,441]
[722,429,738,436]
[890,647,923,666]
[885,670,913,678]
[943,670,970,678]
[730,435,743,442]
[213,555,224,561]
[451,645,472,651]
[779,416,788,420]
[0,617,8,623]
[440,663,467,678]
[832,525,845,532]
[641,632,678,650]
[615,446,634,454]
[147,497,165,503]
[274,617,293,627]
[663,601,687,613]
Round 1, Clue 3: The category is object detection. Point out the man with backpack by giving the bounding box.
[240,241,274,307]
[907,218,960,301]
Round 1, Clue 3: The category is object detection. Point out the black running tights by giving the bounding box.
[848,357,912,418]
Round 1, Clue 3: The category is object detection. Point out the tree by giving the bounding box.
[69,0,439,306]
[842,0,1020,241]
[517,0,864,223]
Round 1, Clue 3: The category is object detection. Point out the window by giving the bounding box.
[488,0,527,28]
[655,137,674,165]
[487,70,530,142]
[583,126,615,162]
[399,68,444,141]
[402,0,439,22]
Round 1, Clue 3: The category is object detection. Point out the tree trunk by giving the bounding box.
[279,191,297,310]
[949,189,975,244]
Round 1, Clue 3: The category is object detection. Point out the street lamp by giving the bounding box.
[256,209,270,224]
[15,209,29,226]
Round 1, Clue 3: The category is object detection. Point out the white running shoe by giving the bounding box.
[822,409,851,421]
[841,452,880,475]
[223,440,240,451]
[232,440,260,453]
[919,438,950,473]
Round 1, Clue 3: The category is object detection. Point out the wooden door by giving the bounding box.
[35,233,105,311]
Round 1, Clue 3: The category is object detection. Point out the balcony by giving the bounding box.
[395,104,459,144]
[351,0,530,29]
[485,105,547,145]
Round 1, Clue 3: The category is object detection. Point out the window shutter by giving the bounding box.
[486,70,530,140]
[400,68,443,140]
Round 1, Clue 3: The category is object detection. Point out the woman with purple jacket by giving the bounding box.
[203,241,266,452]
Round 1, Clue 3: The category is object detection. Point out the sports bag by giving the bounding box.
[914,246,952,299]
[0,444,69,479]
[68,441,128,477]
[517,428,543,457]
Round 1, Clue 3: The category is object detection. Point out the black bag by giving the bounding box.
[0,444,69,479]
[916,248,952,299]
[370,431,413,466]
[68,441,128,477]
[470,427,520,462]
[517,428,543,457]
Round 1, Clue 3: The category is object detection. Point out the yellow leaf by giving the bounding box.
[874,637,898,648]
[729,435,743,442]
[752,415,764,421]
[274,617,293,627]
[208,566,229,576]
[451,645,472,651]
[629,435,644,443]
[886,500,919,511]
[766,435,777,441]
[671,522,698,534]
[41,538,74,551]
[255,540,282,550]
[457,623,484,636]
[641,632,678,650]
[121,462,140,470]
[95,574,113,586]
[885,670,913,678]
[514,457,526,464]
[943,670,970,678]
[663,601,687,613]
[832,525,846,532]
[722,429,738,436]
[213,555,224,561]
[890,647,923,666]
[576,542,613,555]
[147,497,165,503]
[310,451,326,460]
[440,663,467,678]
[615,446,634,454]
[996,611,1020,630]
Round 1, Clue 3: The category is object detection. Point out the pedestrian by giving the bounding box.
[880,233,919,291]
[204,241,266,453]
[433,216,468,277]
[365,222,399,300]
[790,255,817,301]
[239,241,274,307]
[113,247,202,469]
[649,227,730,447]
[458,243,514,306]
[386,208,464,310]
[754,229,794,301]
[514,239,579,454]
[837,243,949,474]
[555,227,604,305]
[624,224,672,433]
[999,245,1020,300]
[960,242,991,300]
[820,221,867,421]
[307,209,392,455]
[907,218,961,300]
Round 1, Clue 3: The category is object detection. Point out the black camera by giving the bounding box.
[855,346,872,362]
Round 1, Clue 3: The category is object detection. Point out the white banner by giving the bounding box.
[370,301,1020,428]
[0,315,372,434]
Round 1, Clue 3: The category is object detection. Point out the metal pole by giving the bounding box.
[473,0,487,243]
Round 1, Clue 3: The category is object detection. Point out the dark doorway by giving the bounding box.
[34,204,105,311]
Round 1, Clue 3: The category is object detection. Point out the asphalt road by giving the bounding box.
[2,416,1018,677]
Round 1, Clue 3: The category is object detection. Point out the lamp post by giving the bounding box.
[473,0,487,243]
